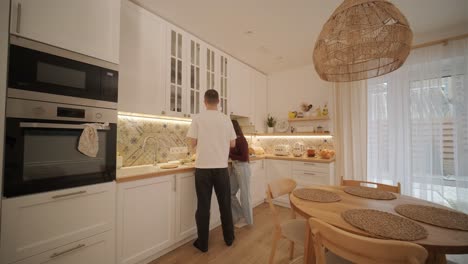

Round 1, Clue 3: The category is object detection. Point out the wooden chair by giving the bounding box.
[340,176,401,194]
[266,178,306,264]
[306,218,428,264]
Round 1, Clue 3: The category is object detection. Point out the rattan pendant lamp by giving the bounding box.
[313,0,413,82]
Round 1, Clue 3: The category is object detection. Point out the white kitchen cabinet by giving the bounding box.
[252,70,268,133]
[118,0,166,115]
[10,0,120,63]
[266,159,293,206]
[210,190,222,229]
[219,53,229,115]
[292,161,335,187]
[15,231,115,264]
[175,172,197,242]
[187,36,203,116]
[0,182,115,264]
[166,25,189,117]
[250,159,266,207]
[229,58,252,118]
[116,175,176,264]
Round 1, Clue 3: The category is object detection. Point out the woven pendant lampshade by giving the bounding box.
[313,0,413,82]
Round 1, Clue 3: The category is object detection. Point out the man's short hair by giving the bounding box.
[204,89,219,104]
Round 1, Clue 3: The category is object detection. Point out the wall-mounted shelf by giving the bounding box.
[288,116,330,122]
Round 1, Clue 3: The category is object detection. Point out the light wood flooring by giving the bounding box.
[150,203,303,264]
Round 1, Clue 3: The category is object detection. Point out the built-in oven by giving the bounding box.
[8,36,118,107]
[3,98,117,197]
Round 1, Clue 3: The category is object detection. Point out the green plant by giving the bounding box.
[266,115,276,127]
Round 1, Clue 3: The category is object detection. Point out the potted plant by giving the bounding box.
[266,115,276,134]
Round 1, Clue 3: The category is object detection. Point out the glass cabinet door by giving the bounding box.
[206,48,215,91]
[220,55,228,115]
[189,40,201,115]
[169,29,184,114]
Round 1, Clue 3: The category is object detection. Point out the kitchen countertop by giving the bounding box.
[116,155,335,183]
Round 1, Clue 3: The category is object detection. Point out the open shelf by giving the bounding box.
[288,116,330,122]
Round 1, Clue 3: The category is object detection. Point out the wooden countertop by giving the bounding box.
[116,155,335,183]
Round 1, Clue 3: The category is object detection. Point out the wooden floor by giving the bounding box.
[150,203,303,264]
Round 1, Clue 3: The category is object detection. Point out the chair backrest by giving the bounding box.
[309,218,428,264]
[266,178,297,231]
[340,176,401,194]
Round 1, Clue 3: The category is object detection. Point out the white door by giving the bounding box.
[175,173,197,241]
[266,160,293,205]
[116,175,176,264]
[0,182,115,264]
[118,0,166,116]
[10,0,120,63]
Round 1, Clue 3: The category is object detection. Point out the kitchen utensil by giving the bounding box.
[307,148,316,157]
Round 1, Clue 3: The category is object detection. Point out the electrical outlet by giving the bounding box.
[170,147,188,154]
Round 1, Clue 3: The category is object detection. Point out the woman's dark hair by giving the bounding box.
[231,120,244,137]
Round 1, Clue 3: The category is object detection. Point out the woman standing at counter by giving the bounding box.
[229,120,252,228]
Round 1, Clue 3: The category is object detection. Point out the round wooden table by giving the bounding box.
[289,185,468,264]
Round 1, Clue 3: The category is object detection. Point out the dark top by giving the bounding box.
[229,136,249,162]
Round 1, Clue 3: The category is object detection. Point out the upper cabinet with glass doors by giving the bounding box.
[167,27,186,117]
[188,38,201,116]
[219,55,228,115]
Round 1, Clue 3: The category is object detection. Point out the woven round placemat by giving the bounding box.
[342,209,428,241]
[343,186,397,200]
[293,188,341,203]
[395,204,468,231]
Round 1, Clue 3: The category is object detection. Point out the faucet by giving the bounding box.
[142,136,158,165]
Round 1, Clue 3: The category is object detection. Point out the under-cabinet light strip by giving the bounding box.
[118,112,192,123]
[247,135,333,139]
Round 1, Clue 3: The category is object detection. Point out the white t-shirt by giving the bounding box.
[187,110,236,169]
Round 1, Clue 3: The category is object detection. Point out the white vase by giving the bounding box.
[267,127,274,134]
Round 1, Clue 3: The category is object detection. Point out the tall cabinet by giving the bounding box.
[118,0,166,115]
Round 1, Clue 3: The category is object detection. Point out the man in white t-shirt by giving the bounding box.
[186,89,237,252]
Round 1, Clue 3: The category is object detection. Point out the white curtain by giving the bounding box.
[333,80,367,184]
[368,38,468,213]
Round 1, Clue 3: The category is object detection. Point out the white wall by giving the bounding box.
[267,64,334,130]
[0,0,10,203]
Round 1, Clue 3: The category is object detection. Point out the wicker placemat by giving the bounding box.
[344,186,397,200]
[342,209,428,241]
[293,188,341,203]
[395,204,468,231]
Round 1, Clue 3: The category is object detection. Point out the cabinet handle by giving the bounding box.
[16,3,22,33]
[303,163,315,166]
[304,172,316,176]
[51,190,86,199]
[250,161,257,164]
[50,244,85,258]
[173,177,177,192]
[161,111,166,115]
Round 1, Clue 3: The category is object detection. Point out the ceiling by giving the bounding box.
[133,0,468,74]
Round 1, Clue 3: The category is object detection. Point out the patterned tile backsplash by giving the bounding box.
[117,116,192,167]
[247,136,334,153]
[117,115,334,167]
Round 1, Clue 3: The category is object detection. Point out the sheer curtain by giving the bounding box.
[333,80,368,184]
[368,38,468,213]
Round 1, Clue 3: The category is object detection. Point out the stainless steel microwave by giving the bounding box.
[8,37,118,108]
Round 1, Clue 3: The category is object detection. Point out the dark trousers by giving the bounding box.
[194,168,234,249]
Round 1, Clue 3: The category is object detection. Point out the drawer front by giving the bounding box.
[292,161,330,173]
[1,182,115,264]
[293,171,330,186]
[15,231,114,264]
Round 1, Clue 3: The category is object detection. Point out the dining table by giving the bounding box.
[289,185,468,264]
